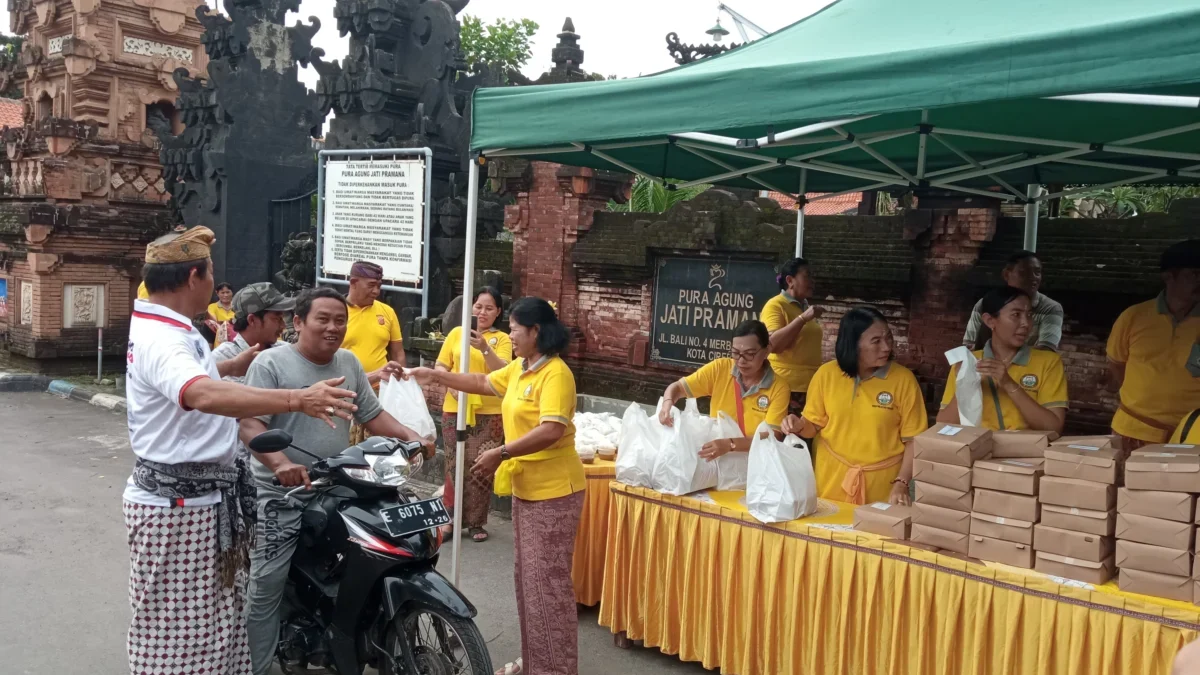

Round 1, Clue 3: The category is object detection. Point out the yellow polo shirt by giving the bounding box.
[207,302,235,323]
[486,356,585,501]
[1170,409,1200,444]
[681,357,790,435]
[343,300,403,375]
[761,292,823,392]
[436,326,511,415]
[137,282,149,300]
[1107,295,1200,443]
[940,343,1068,431]
[803,360,928,504]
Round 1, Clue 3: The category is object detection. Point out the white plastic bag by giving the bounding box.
[652,399,719,495]
[713,412,749,490]
[615,401,665,487]
[379,374,437,441]
[745,422,818,522]
[946,346,983,427]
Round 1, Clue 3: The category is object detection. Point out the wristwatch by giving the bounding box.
[499,445,511,461]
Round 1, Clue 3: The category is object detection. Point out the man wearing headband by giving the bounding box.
[123,226,360,675]
[341,260,406,386]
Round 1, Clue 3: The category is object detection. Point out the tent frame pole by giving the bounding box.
[1023,184,1041,252]
[929,133,1025,198]
[795,169,807,257]
[450,156,480,587]
[676,144,798,196]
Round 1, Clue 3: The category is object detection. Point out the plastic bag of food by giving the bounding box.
[946,346,983,427]
[712,412,749,490]
[615,401,666,487]
[745,422,817,522]
[379,374,437,441]
[651,399,719,495]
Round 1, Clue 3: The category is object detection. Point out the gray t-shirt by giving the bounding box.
[244,344,383,484]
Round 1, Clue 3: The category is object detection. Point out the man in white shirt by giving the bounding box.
[123,226,360,675]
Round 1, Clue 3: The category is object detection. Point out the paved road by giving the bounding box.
[0,393,706,675]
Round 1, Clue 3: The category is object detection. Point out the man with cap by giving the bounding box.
[213,282,295,384]
[1107,238,1200,450]
[123,226,361,675]
[342,260,406,386]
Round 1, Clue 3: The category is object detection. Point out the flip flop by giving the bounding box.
[469,527,489,542]
[494,658,522,675]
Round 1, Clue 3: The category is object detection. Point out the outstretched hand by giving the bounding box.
[297,376,358,428]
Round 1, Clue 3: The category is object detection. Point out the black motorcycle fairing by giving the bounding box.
[381,569,477,621]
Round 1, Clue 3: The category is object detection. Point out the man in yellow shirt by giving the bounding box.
[1107,239,1200,450]
[341,261,405,386]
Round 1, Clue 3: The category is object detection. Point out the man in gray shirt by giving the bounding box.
[963,250,1064,351]
[238,287,431,675]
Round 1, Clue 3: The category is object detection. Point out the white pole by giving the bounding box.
[450,157,480,586]
[794,169,807,257]
[1023,184,1041,252]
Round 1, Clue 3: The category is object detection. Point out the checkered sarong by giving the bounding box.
[124,501,252,675]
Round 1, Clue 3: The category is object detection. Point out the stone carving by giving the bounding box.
[123,36,194,63]
[665,31,739,65]
[20,280,32,324]
[65,283,101,326]
[47,36,66,55]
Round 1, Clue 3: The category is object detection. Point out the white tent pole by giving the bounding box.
[929,133,1024,198]
[450,156,480,587]
[794,169,807,258]
[924,153,1025,179]
[1046,93,1200,108]
[916,110,929,180]
[675,143,799,196]
[1023,184,1041,252]
[760,114,877,146]
[833,126,918,184]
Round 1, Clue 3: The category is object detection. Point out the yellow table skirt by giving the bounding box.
[599,484,1200,675]
[572,458,615,606]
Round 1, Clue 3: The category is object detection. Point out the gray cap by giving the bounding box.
[232,282,296,320]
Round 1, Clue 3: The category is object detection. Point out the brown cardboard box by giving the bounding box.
[1035,552,1115,585]
[968,534,1034,568]
[914,482,973,512]
[974,488,1040,522]
[1039,476,1116,511]
[1195,580,1200,605]
[853,503,913,539]
[1119,568,1193,603]
[1040,504,1115,537]
[1135,443,1200,455]
[972,458,1044,496]
[1115,539,1192,577]
[913,424,993,467]
[970,512,1035,545]
[1052,435,1117,451]
[910,523,969,554]
[1033,524,1114,562]
[1044,443,1124,485]
[1115,512,1195,550]
[991,429,1058,458]
[913,459,972,492]
[1118,488,1195,523]
[913,502,972,534]
[1125,453,1200,492]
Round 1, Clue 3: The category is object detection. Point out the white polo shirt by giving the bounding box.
[122,300,238,506]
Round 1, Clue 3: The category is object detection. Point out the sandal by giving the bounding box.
[469,527,489,543]
[495,658,522,675]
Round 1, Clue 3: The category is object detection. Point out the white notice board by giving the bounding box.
[321,158,426,284]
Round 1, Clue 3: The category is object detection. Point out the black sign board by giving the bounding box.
[651,256,779,368]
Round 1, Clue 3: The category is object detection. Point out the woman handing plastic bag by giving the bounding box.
[745,422,818,522]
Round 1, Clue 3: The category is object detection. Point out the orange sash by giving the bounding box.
[822,441,903,505]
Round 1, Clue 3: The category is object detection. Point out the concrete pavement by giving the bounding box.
[0,393,708,675]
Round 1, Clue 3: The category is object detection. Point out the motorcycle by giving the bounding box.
[247,428,492,675]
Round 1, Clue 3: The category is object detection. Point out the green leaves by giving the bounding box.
[459,15,539,77]
[607,176,712,213]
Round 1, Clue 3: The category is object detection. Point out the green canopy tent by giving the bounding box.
[444,0,1200,579]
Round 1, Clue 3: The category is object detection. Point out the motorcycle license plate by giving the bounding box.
[379,498,451,538]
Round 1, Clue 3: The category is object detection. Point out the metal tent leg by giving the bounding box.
[794,169,807,257]
[1023,184,1041,252]
[450,157,480,586]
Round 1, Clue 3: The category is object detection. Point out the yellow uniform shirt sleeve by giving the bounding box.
[487,359,520,398]
[940,364,960,410]
[801,364,832,428]
[1170,410,1200,444]
[492,331,513,362]
[435,326,458,369]
[765,378,790,429]
[385,305,403,343]
[1106,307,1133,364]
[681,359,725,398]
[761,296,788,332]
[898,369,930,439]
[1037,352,1069,408]
[538,364,577,426]
[137,282,149,300]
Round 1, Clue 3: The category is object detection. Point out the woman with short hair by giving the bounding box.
[783,307,927,505]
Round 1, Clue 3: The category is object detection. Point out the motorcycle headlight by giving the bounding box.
[367,450,418,487]
[343,466,381,484]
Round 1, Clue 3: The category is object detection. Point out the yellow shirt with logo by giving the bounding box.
[1107,295,1200,443]
[207,302,235,323]
[940,343,1069,431]
[1171,409,1200,444]
[681,357,790,435]
[436,326,511,415]
[761,292,823,393]
[343,300,403,375]
[486,356,585,501]
[803,360,928,504]
[137,282,149,300]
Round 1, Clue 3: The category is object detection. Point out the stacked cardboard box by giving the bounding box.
[1116,444,1200,601]
[853,502,914,539]
[1034,436,1122,583]
[966,431,1052,568]
[910,424,992,554]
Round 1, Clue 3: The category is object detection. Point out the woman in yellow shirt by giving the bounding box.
[938,287,1068,433]
[434,287,511,542]
[407,298,584,675]
[783,307,928,505]
[658,320,791,459]
[206,282,236,345]
[762,257,825,415]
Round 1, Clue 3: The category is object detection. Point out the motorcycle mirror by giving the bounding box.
[248,429,293,453]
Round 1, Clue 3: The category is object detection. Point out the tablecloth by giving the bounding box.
[599,483,1200,675]
[572,458,615,606]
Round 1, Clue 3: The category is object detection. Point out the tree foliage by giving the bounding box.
[607,176,711,213]
[459,15,539,75]
[0,35,24,100]
[1062,185,1200,218]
